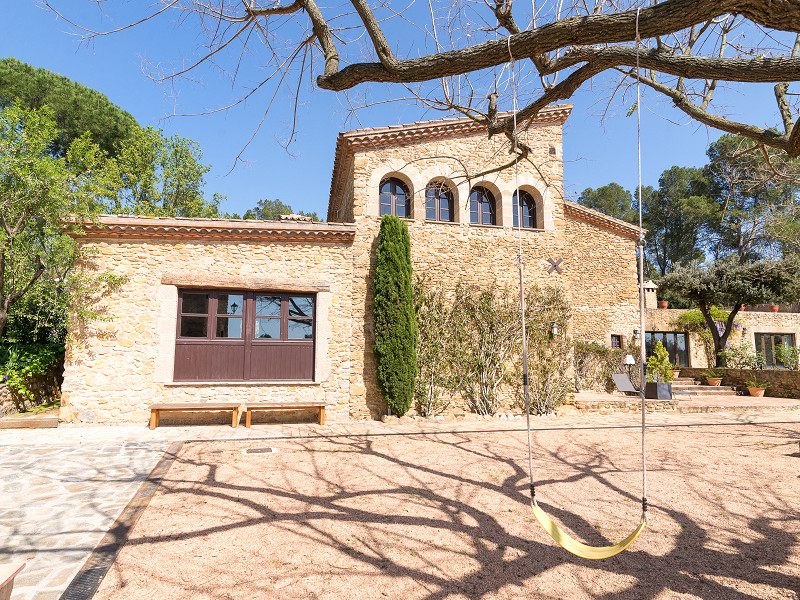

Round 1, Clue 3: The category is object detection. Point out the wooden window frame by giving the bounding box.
[513,190,537,229]
[425,183,454,222]
[610,334,622,350]
[469,186,497,225]
[175,289,315,381]
[645,331,690,367]
[379,178,411,218]
[754,332,795,369]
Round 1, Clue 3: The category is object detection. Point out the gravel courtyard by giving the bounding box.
[93,423,800,599]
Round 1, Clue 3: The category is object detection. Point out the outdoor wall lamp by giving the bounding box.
[624,354,636,380]
[551,322,559,336]
[633,329,640,340]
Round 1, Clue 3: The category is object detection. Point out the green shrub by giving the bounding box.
[452,283,519,416]
[746,375,770,389]
[373,215,417,416]
[413,277,461,416]
[717,341,765,370]
[521,286,572,415]
[645,341,674,383]
[0,343,64,399]
[776,345,800,370]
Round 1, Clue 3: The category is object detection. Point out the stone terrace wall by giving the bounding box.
[62,236,354,424]
[342,122,639,419]
[680,367,800,399]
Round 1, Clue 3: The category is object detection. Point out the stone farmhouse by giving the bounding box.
[61,104,653,424]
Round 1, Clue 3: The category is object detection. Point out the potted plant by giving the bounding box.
[768,304,779,313]
[657,300,669,309]
[701,369,723,386]
[671,365,681,379]
[746,375,769,397]
[645,341,674,399]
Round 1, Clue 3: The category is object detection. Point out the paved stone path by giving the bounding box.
[3,407,800,600]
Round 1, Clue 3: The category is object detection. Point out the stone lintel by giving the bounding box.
[160,271,331,293]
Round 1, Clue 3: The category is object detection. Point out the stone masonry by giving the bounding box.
[63,107,643,423]
[647,307,800,369]
[329,106,641,419]
[61,219,355,424]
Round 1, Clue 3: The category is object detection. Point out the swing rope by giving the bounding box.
[509,8,648,560]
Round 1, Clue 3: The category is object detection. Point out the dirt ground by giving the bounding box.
[94,423,800,600]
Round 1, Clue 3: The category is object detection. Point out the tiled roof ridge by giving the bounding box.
[563,201,643,240]
[68,215,356,244]
[339,105,572,144]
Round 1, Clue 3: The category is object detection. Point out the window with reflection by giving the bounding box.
[469,186,496,225]
[379,178,411,217]
[645,332,689,367]
[175,290,316,381]
[513,190,537,229]
[425,182,454,222]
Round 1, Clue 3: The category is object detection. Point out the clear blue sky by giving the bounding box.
[1,2,783,219]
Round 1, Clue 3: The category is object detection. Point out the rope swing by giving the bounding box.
[509,8,648,560]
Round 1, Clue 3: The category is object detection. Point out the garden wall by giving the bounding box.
[0,362,63,417]
[680,367,800,399]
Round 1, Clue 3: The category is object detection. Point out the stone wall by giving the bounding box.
[0,362,63,418]
[340,121,640,419]
[62,233,355,424]
[680,367,800,399]
[646,307,800,369]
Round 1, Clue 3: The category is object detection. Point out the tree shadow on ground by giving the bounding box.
[103,426,800,600]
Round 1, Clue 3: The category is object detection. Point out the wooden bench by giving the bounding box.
[0,563,25,600]
[149,402,242,429]
[245,402,326,427]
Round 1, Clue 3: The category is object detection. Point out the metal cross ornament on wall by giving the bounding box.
[547,257,563,274]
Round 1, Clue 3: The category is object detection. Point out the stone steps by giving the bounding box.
[671,384,739,395]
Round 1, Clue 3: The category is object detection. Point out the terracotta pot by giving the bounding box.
[768,304,779,313]
[706,377,723,386]
[672,369,681,379]
[748,387,766,397]
[657,300,669,309]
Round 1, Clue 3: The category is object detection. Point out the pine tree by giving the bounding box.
[373,215,417,416]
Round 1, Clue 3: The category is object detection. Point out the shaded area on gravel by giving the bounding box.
[93,425,800,599]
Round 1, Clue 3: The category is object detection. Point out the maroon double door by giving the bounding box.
[174,290,315,381]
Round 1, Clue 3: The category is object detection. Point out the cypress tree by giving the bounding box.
[373,215,417,416]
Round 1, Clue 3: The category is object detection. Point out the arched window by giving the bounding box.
[425,182,454,222]
[513,190,537,229]
[469,186,496,225]
[379,178,410,217]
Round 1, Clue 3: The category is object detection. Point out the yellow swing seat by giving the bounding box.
[531,500,647,560]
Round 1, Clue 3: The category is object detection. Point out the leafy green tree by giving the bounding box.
[0,57,139,157]
[644,166,708,276]
[0,104,112,340]
[241,198,319,221]
[105,126,221,218]
[577,183,636,223]
[373,215,417,416]
[704,134,800,263]
[659,257,800,366]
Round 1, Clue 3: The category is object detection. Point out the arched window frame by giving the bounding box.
[513,190,538,229]
[425,182,454,222]
[469,186,496,225]
[379,178,411,218]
